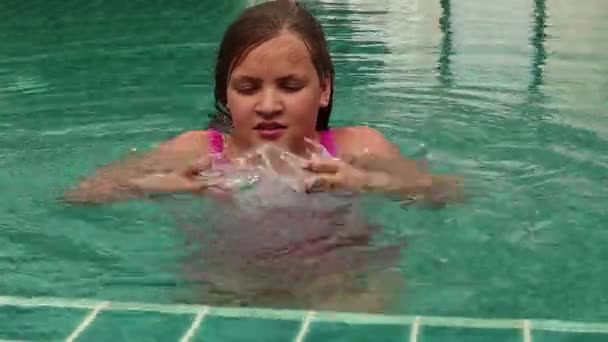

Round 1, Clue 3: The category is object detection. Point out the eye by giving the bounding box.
[279,79,304,93]
[231,77,261,95]
[233,82,258,95]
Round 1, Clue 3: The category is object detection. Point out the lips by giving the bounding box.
[254,122,286,140]
[254,122,287,130]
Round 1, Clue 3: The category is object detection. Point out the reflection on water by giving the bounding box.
[543,0,608,136]
[529,0,547,95]
[437,0,453,88]
[0,0,607,322]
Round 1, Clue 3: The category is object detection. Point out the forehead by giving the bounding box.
[231,31,316,77]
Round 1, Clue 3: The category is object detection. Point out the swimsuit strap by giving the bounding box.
[208,129,224,155]
[319,129,337,157]
[208,128,336,156]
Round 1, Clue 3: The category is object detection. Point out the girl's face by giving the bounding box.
[225,31,331,155]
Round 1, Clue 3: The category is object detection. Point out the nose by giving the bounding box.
[254,88,283,118]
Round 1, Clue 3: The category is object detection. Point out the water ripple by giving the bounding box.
[1,0,607,322]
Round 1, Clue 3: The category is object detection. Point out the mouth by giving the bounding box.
[254,122,287,140]
[254,122,287,131]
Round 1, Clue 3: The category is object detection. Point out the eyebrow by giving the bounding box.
[278,74,306,81]
[231,75,260,82]
[231,74,307,82]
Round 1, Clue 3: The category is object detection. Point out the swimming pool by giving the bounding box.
[1,0,607,340]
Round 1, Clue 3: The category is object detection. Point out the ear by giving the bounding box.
[319,76,332,108]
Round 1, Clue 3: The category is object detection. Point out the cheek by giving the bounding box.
[226,92,254,123]
[285,91,321,123]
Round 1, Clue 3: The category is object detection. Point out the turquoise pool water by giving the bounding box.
[1,0,608,340]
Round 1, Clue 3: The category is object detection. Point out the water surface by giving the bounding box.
[1,0,607,324]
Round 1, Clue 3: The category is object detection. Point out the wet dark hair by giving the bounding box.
[207,1,335,133]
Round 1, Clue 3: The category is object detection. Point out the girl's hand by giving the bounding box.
[421,174,464,206]
[303,155,464,206]
[302,156,375,193]
[128,157,211,195]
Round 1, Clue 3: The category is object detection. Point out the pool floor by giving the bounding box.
[2,295,608,342]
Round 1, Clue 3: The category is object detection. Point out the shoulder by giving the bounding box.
[156,130,210,154]
[332,125,401,158]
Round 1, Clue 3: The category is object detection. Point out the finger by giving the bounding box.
[192,156,212,169]
[305,174,340,193]
[340,153,357,165]
[304,158,342,174]
[129,173,203,193]
[183,157,211,177]
[342,152,379,170]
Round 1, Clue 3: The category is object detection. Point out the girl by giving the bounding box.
[63,0,462,313]
[64,1,461,206]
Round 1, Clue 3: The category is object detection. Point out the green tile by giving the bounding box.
[305,322,410,342]
[533,330,608,342]
[0,305,85,341]
[194,316,300,342]
[76,310,193,342]
[419,326,521,342]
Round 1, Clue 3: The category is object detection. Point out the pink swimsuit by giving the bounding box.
[207,129,337,157]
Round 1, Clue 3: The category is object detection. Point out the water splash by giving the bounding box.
[165,141,406,306]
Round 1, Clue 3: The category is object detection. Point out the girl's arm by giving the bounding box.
[62,131,208,204]
[330,126,464,206]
